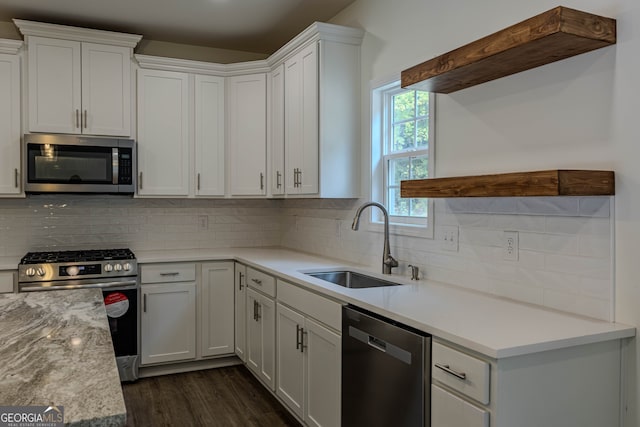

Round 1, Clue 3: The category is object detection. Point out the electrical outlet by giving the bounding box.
[503,231,519,261]
[198,215,209,231]
[441,225,459,252]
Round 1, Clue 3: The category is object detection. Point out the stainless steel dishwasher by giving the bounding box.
[342,305,430,427]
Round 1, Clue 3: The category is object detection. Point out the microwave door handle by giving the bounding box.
[112,148,119,185]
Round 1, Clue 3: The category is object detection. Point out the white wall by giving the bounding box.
[324,0,640,425]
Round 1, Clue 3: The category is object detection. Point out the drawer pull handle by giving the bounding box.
[251,278,262,285]
[160,272,180,277]
[434,363,467,380]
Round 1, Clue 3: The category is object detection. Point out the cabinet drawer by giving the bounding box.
[0,271,14,293]
[141,263,196,284]
[277,280,342,332]
[246,266,276,297]
[432,341,490,404]
[432,384,489,427]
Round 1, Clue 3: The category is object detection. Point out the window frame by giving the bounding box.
[367,75,435,238]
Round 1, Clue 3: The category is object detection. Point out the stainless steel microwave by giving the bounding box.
[24,134,136,194]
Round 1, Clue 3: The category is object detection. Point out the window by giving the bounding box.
[370,78,434,237]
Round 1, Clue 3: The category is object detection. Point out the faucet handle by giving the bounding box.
[385,255,399,268]
[408,264,419,280]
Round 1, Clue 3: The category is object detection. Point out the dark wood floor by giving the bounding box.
[122,365,301,427]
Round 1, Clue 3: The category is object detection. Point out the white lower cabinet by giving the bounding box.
[141,281,197,365]
[0,271,15,293]
[141,261,235,366]
[246,287,276,390]
[276,280,341,427]
[200,262,235,357]
[432,384,489,427]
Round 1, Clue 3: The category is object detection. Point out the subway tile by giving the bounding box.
[518,232,578,255]
[578,235,611,258]
[544,254,611,280]
[542,289,610,321]
[545,216,611,236]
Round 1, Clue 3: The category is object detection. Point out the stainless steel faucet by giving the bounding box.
[351,202,398,275]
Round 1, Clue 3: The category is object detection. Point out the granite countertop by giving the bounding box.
[136,247,636,359]
[0,289,126,427]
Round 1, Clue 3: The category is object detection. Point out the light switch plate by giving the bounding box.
[441,226,459,252]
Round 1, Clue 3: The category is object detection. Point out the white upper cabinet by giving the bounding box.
[0,41,22,196]
[15,20,141,137]
[195,75,225,196]
[137,69,190,196]
[269,23,364,198]
[284,43,319,195]
[270,64,285,196]
[135,55,227,198]
[81,43,132,136]
[227,73,267,196]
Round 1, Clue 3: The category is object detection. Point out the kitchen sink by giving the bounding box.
[305,270,400,289]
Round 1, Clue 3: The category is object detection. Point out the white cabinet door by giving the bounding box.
[195,74,225,196]
[276,303,305,419]
[0,53,21,195]
[227,73,267,196]
[246,287,276,390]
[81,43,131,136]
[234,263,247,362]
[137,69,190,196]
[141,281,197,365]
[27,36,81,134]
[432,384,489,427]
[200,262,234,357]
[305,318,341,427]
[270,64,285,196]
[284,43,319,195]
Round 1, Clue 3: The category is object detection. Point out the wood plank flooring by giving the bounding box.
[122,366,301,427]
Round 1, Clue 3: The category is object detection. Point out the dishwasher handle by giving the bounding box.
[348,325,412,365]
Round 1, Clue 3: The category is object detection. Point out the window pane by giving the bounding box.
[410,198,428,217]
[388,186,409,216]
[393,122,415,151]
[411,156,428,179]
[388,157,409,185]
[393,91,415,122]
[417,91,429,117]
[416,119,429,149]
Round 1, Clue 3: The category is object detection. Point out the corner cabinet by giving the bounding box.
[0,40,22,196]
[15,20,141,136]
[227,73,268,196]
[270,23,364,198]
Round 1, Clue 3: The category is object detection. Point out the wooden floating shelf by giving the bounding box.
[400,170,615,198]
[401,6,616,93]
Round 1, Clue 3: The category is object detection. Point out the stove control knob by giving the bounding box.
[66,266,80,276]
[36,267,46,277]
[25,267,36,277]
[104,264,113,272]
[114,264,123,272]
[123,263,132,271]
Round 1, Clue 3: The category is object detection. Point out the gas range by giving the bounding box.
[18,248,138,292]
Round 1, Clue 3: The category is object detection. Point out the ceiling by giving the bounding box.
[0,0,357,54]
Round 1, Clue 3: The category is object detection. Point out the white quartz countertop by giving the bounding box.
[136,247,635,359]
[0,289,126,427]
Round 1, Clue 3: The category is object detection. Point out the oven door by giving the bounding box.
[19,277,138,292]
[103,285,140,382]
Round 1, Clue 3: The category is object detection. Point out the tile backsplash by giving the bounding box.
[280,197,614,321]
[0,195,614,321]
[0,196,282,257]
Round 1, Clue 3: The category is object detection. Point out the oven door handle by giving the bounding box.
[20,280,138,292]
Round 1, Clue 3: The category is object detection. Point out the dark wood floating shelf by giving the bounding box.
[401,6,616,93]
[400,170,615,198]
